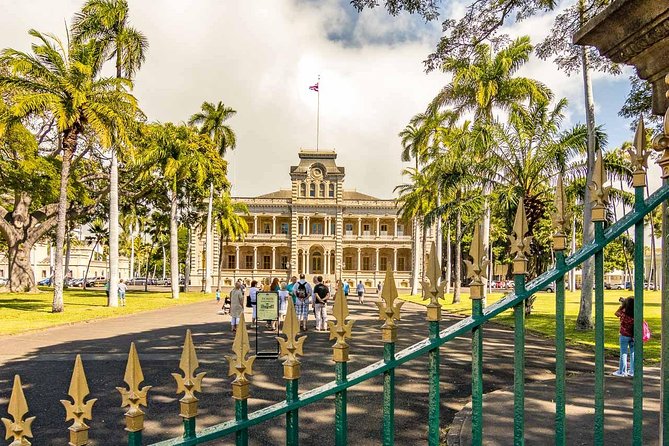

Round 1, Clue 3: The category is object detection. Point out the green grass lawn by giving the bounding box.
[401,289,662,362]
[0,287,215,336]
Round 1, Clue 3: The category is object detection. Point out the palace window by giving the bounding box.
[362,257,370,270]
[398,257,406,271]
[312,223,323,234]
[397,224,404,236]
[345,256,353,270]
[263,223,271,234]
[380,257,388,271]
[345,223,353,235]
[312,252,322,272]
[300,183,306,196]
[329,184,335,197]
[363,224,371,235]
[380,224,388,235]
[309,183,316,197]
[263,255,271,270]
[281,255,288,269]
[281,223,289,234]
[331,221,336,235]
[319,183,325,197]
[245,255,253,269]
[227,255,236,269]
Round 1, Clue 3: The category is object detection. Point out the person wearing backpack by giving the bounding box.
[294,274,312,331]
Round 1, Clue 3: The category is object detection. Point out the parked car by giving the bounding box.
[541,283,555,293]
[127,277,147,286]
[611,283,626,290]
[38,277,52,286]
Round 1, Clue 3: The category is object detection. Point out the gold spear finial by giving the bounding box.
[375,268,403,342]
[327,284,354,362]
[61,355,96,446]
[509,199,532,274]
[276,297,307,380]
[628,116,650,187]
[116,342,151,433]
[464,221,488,300]
[225,314,256,400]
[551,173,572,251]
[590,149,610,222]
[2,375,35,446]
[421,242,445,321]
[652,77,669,178]
[171,330,206,419]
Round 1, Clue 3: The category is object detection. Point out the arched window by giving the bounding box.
[312,252,322,272]
[309,183,316,197]
[319,183,325,197]
[300,183,306,197]
[329,183,335,197]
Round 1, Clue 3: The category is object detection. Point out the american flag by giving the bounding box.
[309,82,319,92]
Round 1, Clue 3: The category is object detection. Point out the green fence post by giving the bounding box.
[591,149,608,446]
[552,175,569,446]
[467,222,486,446]
[423,243,444,446]
[510,200,530,446]
[235,399,248,446]
[329,286,353,446]
[277,298,306,446]
[377,269,404,446]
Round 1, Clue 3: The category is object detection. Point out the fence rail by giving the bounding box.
[3,118,669,445]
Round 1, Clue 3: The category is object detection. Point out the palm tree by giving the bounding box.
[212,192,249,290]
[189,101,236,294]
[0,31,137,312]
[138,122,225,299]
[72,0,148,307]
[82,218,107,290]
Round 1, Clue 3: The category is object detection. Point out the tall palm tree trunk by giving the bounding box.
[204,182,214,293]
[129,225,136,279]
[217,237,224,291]
[83,240,100,290]
[445,222,452,294]
[108,149,119,307]
[421,223,427,299]
[453,206,462,304]
[64,223,71,285]
[576,38,596,330]
[410,217,420,295]
[162,245,166,279]
[53,136,76,313]
[570,215,577,291]
[435,194,442,284]
[169,186,180,299]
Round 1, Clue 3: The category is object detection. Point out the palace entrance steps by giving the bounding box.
[0,298,655,444]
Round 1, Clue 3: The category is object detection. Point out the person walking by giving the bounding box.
[613,296,635,377]
[313,276,330,331]
[118,279,127,307]
[278,282,289,330]
[215,288,221,303]
[343,280,350,297]
[356,280,365,304]
[286,276,298,304]
[229,281,245,333]
[294,274,312,331]
[249,280,259,328]
[377,281,383,295]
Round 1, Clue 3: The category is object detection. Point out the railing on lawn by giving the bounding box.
[3,118,669,446]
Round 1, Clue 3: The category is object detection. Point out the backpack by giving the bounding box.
[642,320,651,342]
[296,281,308,300]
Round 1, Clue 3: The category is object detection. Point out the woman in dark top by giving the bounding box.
[613,296,634,377]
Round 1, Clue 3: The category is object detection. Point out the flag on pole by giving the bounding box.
[309,82,319,92]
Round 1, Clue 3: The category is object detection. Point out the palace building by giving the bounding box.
[188,150,429,291]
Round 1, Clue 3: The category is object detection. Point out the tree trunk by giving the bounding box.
[184,228,191,293]
[204,182,214,293]
[217,236,224,291]
[410,217,421,295]
[8,241,37,292]
[64,223,71,285]
[435,193,442,285]
[130,224,136,279]
[453,206,462,304]
[421,223,427,300]
[569,215,577,291]
[445,222,452,294]
[575,38,596,330]
[162,245,166,279]
[170,187,180,299]
[53,133,76,313]
[82,240,99,290]
[108,148,119,307]
[482,186,491,303]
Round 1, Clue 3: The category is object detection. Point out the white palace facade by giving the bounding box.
[189,150,430,291]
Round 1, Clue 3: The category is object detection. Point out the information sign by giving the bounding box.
[257,292,279,321]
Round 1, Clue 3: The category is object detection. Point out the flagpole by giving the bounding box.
[316,75,320,151]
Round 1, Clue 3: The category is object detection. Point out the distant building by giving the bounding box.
[188,150,431,290]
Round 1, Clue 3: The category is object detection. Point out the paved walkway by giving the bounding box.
[0,297,661,445]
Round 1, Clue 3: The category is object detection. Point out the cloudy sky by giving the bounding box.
[1,0,642,198]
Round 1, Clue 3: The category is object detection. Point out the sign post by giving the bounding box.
[255,291,280,359]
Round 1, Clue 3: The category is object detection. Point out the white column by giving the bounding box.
[325,250,329,275]
[306,217,310,235]
[253,247,257,270]
[357,248,361,272]
[325,217,330,236]
[305,249,310,275]
[394,218,398,237]
[376,218,380,236]
[375,248,380,272]
[393,248,397,271]
[272,216,276,235]
[271,247,276,270]
[253,216,258,235]
[235,246,240,270]
[358,218,362,236]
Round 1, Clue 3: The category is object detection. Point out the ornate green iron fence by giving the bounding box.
[3,118,669,445]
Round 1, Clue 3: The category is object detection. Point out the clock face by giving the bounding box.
[311,167,323,179]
